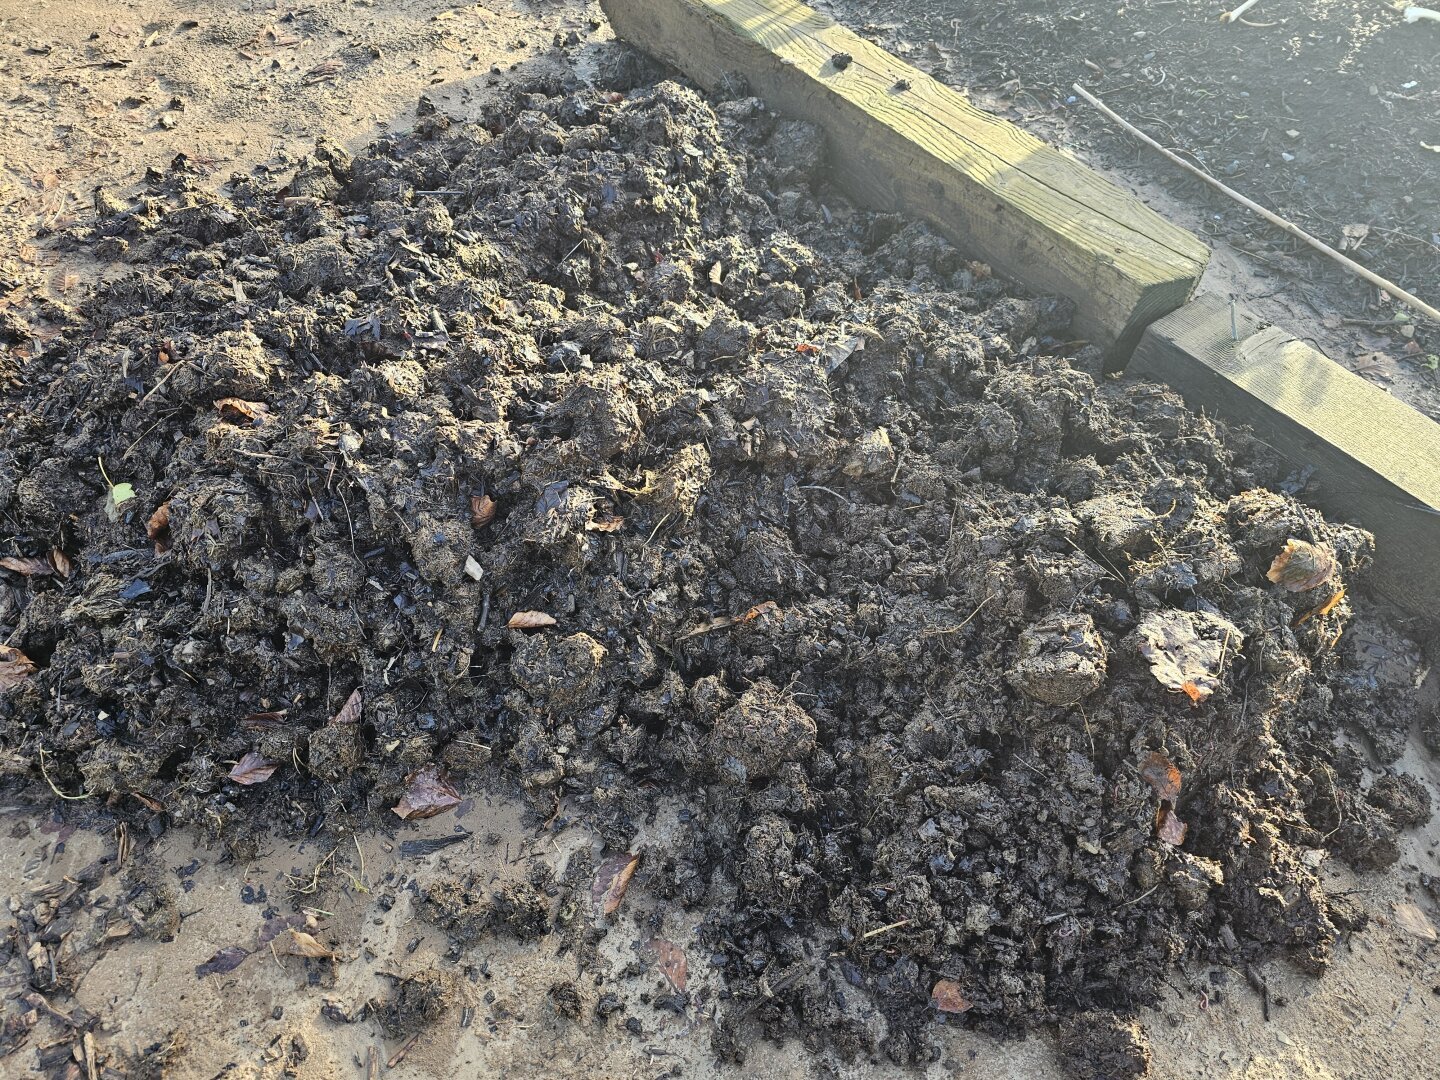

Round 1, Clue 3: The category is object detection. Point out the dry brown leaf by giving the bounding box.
[213,397,270,424]
[592,851,640,917]
[147,502,172,554]
[507,610,556,630]
[276,928,334,959]
[392,764,462,820]
[1156,804,1188,846]
[1266,539,1337,593]
[240,710,289,728]
[1139,751,1182,801]
[930,979,973,1014]
[649,937,688,991]
[0,556,55,577]
[470,494,497,528]
[229,751,278,786]
[47,549,74,578]
[131,791,165,812]
[585,512,625,533]
[331,688,362,725]
[1137,610,1241,703]
[0,645,38,691]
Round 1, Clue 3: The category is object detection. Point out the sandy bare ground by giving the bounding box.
[2,2,1439,1078]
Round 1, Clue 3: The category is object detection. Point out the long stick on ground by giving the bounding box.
[1071,83,1440,324]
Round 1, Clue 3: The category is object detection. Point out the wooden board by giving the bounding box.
[1131,294,1440,615]
[600,0,1209,362]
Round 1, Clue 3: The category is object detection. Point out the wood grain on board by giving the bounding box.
[600,0,1210,361]
[1132,294,1440,615]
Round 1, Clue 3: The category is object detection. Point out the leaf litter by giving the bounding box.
[0,50,1430,1071]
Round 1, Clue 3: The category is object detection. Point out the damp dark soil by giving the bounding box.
[823,0,1440,410]
[0,41,1433,1071]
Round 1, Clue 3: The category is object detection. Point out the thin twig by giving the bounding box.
[1071,83,1440,325]
[860,918,911,940]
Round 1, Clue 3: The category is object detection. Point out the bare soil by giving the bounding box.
[2,3,1440,1079]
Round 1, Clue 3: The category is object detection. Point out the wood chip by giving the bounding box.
[592,851,640,917]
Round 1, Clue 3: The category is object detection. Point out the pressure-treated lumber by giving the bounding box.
[1131,294,1440,615]
[600,0,1209,361]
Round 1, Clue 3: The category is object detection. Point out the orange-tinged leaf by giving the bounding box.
[1156,804,1187,846]
[1266,539,1337,592]
[507,610,556,630]
[1139,752,1182,801]
[1179,681,1204,704]
[931,979,972,1014]
[0,645,38,691]
[229,751,278,786]
[392,764,461,820]
[1295,587,1347,627]
[147,502,172,553]
[470,494,497,528]
[0,556,55,577]
[331,687,362,725]
[592,851,640,917]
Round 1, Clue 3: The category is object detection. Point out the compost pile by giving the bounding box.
[0,52,1431,1069]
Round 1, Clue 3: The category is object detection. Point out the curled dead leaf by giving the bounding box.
[331,687,362,725]
[592,851,640,917]
[195,945,249,978]
[392,763,462,820]
[0,646,38,691]
[648,937,688,992]
[585,512,625,533]
[228,751,278,786]
[930,979,973,1014]
[1266,539,1337,592]
[470,494,497,528]
[47,549,74,578]
[0,555,55,577]
[1139,751,1182,801]
[147,502,173,554]
[507,610,556,630]
[276,928,334,959]
[1156,804,1188,847]
[213,397,270,424]
[680,600,780,639]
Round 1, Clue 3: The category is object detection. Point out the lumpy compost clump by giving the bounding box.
[0,54,1430,1069]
